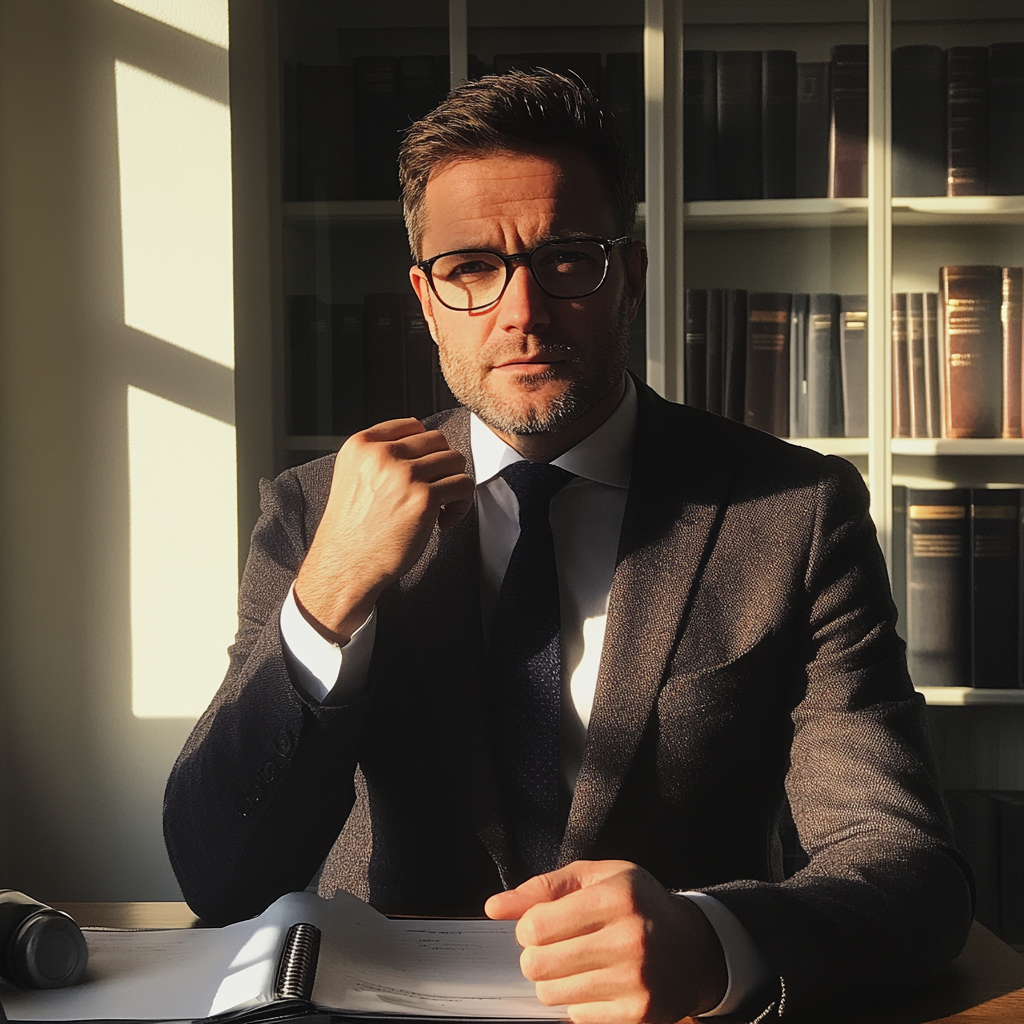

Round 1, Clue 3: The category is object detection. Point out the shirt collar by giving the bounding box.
[470,375,636,489]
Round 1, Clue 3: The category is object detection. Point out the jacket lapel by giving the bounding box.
[561,384,741,863]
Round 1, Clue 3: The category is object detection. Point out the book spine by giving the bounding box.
[892,292,910,438]
[354,56,402,200]
[287,295,322,435]
[906,489,971,687]
[298,65,355,201]
[988,43,1024,196]
[605,53,645,197]
[275,923,321,1002]
[1003,267,1023,438]
[684,289,708,409]
[789,293,809,437]
[745,292,791,435]
[828,44,869,198]
[332,304,365,435]
[683,51,718,201]
[706,289,725,416]
[717,52,762,200]
[762,51,797,199]
[947,47,989,196]
[723,289,749,420]
[364,293,407,423]
[907,293,929,438]
[403,293,435,420]
[806,293,843,436]
[971,489,1021,688]
[923,292,942,438]
[840,294,868,437]
[891,45,947,197]
[795,63,830,199]
[941,265,1003,437]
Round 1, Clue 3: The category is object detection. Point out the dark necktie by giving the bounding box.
[489,461,575,876]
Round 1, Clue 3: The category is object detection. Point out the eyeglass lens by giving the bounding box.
[429,240,608,310]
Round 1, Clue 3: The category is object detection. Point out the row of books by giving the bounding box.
[905,489,1024,690]
[282,52,643,202]
[683,289,866,438]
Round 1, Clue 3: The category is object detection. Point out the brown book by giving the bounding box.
[908,293,929,438]
[744,292,791,436]
[946,47,988,196]
[1003,267,1023,438]
[923,292,942,438]
[892,292,911,438]
[828,44,868,198]
[296,64,355,201]
[364,293,407,424]
[940,266,1003,438]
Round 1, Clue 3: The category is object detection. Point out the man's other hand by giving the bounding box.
[294,418,474,642]
[484,860,727,1024]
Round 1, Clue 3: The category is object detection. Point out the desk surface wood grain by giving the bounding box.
[49,904,1024,1024]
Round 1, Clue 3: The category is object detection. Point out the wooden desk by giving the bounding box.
[48,904,1024,1023]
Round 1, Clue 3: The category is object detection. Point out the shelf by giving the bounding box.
[892,439,1024,456]
[789,437,868,456]
[683,198,867,230]
[892,195,1024,226]
[918,687,1024,706]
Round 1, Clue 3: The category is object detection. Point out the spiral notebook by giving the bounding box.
[1,890,564,1023]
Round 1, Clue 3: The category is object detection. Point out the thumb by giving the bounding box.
[483,860,628,920]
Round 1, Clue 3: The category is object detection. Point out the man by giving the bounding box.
[164,72,972,1022]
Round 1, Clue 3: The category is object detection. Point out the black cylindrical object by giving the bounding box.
[0,890,88,989]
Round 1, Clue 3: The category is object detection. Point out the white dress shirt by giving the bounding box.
[279,377,770,1015]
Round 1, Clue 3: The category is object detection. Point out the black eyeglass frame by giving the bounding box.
[415,235,632,312]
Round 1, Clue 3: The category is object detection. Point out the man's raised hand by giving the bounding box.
[484,860,727,1024]
[294,418,474,642]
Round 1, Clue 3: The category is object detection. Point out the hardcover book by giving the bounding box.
[789,292,810,437]
[892,45,947,197]
[706,288,725,416]
[829,44,869,198]
[839,294,868,437]
[723,289,749,421]
[684,288,708,409]
[1002,267,1023,439]
[683,51,718,201]
[761,51,797,199]
[745,292,791,435]
[946,47,989,196]
[806,293,843,436]
[717,52,763,200]
[988,43,1024,196]
[795,63,830,198]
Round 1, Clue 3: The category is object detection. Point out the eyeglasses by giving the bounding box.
[416,236,631,312]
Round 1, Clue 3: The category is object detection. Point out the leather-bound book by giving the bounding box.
[988,43,1024,196]
[940,265,1003,437]
[363,293,407,423]
[723,289,749,421]
[717,52,762,200]
[287,294,322,435]
[1003,267,1023,438]
[795,63,830,198]
[892,45,947,197]
[354,56,402,199]
[331,303,365,435]
[970,489,1021,688]
[745,292,791,436]
[946,47,989,196]
[762,51,797,199]
[789,293,809,437]
[840,294,868,437]
[296,64,355,201]
[907,293,929,438]
[606,53,645,195]
[923,292,942,438]
[906,489,971,687]
[403,293,435,421]
[683,51,717,201]
[892,292,910,438]
[828,44,868,198]
[684,289,708,409]
[807,293,843,436]
[706,289,725,416]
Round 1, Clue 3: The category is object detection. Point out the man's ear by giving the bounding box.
[625,241,648,322]
[409,267,440,343]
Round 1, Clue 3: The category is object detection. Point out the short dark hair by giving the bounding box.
[398,69,639,259]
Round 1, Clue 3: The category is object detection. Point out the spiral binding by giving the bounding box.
[274,922,321,1001]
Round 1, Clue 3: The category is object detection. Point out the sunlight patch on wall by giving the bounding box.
[115,59,234,368]
[113,0,229,49]
[128,386,238,719]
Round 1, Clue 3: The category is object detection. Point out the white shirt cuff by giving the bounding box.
[676,891,772,1017]
[279,582,377,703]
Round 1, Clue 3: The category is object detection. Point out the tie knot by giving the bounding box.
[501,462,574,518]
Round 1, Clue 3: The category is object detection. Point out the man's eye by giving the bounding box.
[445,260,500,279]
[544,249,597,273]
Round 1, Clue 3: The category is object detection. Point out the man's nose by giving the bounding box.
[495,259,551,335]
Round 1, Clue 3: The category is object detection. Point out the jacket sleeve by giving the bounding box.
[704,456,974,1020]
[162,463,373,924]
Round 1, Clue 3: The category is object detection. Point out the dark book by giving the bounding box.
[906,489,971,687]
[717,51,762,200]
[296,64,355,201]
[1002,267,1023,439]
[403,293,435,421]
[684,289,708,409]
[332,303,365,435]
[971,489,1021,689]
[745,292,791,436]
[353,56,402,200]
[287,295,323,435]
[908,293,929,438]
[399,55,444,126]
[893,292,911,438]
[940,265,1003,438]
[945,790,1002,931]
[762,51,798,199]
[947,47,989,196]
[683,50,718,201]
[806,293,843,436]
[828,44,869,198]
[795,62,830,199]
[706,288,725,416]
[789,293,809,437]
[995,793,1024,943]
[363,293,407,423]
[924,292,942,438]
[840,294,868,437]
[892,45,947,197]
[605,53,645,196]
[988,43,1024,196]
[491,53,602,97]
[723,289,749,421]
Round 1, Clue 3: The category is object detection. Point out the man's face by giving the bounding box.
[409,149,646,437]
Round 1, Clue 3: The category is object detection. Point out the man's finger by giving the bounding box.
[358,417,427,442]
[484,860,634,920]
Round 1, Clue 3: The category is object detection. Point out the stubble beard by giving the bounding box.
[435,296,634,436]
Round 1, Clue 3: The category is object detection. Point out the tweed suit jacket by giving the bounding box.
[164,379,972,1020]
